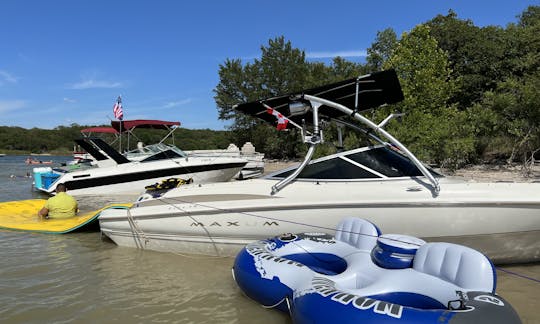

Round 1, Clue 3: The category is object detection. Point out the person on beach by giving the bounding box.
[38,183,78,219]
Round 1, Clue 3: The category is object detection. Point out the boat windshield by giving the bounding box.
[127,144,187,162]
[269,146,440,180]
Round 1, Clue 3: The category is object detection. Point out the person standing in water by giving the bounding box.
[38,183,78,219]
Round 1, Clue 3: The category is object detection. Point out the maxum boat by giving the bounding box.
[33,127,247,196]
[98,69,540,263]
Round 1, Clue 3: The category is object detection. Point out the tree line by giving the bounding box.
[214,6,540,171]
[0,124,231,155]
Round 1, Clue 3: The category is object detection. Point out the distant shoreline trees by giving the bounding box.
[0,124,231,155]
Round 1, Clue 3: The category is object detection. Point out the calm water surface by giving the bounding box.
[0,156,537,323]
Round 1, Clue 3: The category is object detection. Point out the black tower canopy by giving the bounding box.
[233,69,404,128]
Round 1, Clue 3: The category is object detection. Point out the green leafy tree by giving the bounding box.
[466,6,540,167]
[214,37,310,156]
[366,28,398,71]
[214,37,367,159]
[426,10,512,109]
[381,24,474,169]
[474,71,540,166]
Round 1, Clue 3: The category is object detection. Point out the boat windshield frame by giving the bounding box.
[265,145,441,182]
[127,143,188,162]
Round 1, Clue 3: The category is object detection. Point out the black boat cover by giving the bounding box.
[234,69,404,129]
[74,138,109,161]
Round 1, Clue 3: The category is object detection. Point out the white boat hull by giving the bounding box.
[99,178,540,263]
[38,158,246,196]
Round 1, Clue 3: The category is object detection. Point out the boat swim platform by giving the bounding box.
[0,199,131,234]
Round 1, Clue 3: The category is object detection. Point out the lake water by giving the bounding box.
[0,155,538,323]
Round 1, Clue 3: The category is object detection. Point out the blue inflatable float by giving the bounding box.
[232,217,521,323]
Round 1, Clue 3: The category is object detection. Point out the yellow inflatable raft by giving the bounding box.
[0,199,131,234]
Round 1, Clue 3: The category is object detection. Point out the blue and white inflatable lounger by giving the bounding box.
[232,217,521,324]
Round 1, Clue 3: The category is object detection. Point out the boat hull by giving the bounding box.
[36,160,246,196]
[99,179,540,263]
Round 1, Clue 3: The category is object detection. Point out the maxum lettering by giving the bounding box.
[190,221,279,227]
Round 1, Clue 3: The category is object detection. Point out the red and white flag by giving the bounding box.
[266,107,289,131]
[113,96,123,120]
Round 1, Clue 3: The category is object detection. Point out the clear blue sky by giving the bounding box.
[0,0,536,130]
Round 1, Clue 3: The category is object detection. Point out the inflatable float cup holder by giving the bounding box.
[371,234,426,269]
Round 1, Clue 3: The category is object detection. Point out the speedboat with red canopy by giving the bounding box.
[33,118,247,196]
[74,119,264,178]
[72,119,180,163]
[98,70,540,263]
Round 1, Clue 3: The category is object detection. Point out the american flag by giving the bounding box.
[113,96,123,120]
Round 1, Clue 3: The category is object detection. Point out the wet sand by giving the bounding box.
[496,263,540,323]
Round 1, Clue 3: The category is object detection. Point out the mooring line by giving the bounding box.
[496,267,540,284]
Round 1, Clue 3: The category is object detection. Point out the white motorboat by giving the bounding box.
[33,136,247,196]
[72,120,265,179]
[98,70,540,263]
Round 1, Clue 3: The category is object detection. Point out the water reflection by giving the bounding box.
[0,230,289,323]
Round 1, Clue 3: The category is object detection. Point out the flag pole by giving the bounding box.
[119,96,122,153]
[113,95,124,153]
[119,117,122,153]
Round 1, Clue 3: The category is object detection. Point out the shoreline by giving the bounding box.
[449,164,540,182]
[264,159,540,182]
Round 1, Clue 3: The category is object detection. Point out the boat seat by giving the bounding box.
[413,242,496,292]
[335,217,381,251]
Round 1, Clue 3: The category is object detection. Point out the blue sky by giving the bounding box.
[0,1,536,130]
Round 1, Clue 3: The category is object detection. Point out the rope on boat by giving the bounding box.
[233,276,289,309]
[496,267,540,284]
[160,196,422,247]
[126,207,150,249]
[261,297,288,309]
[125,198,230,259]
[146,196,540,282]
